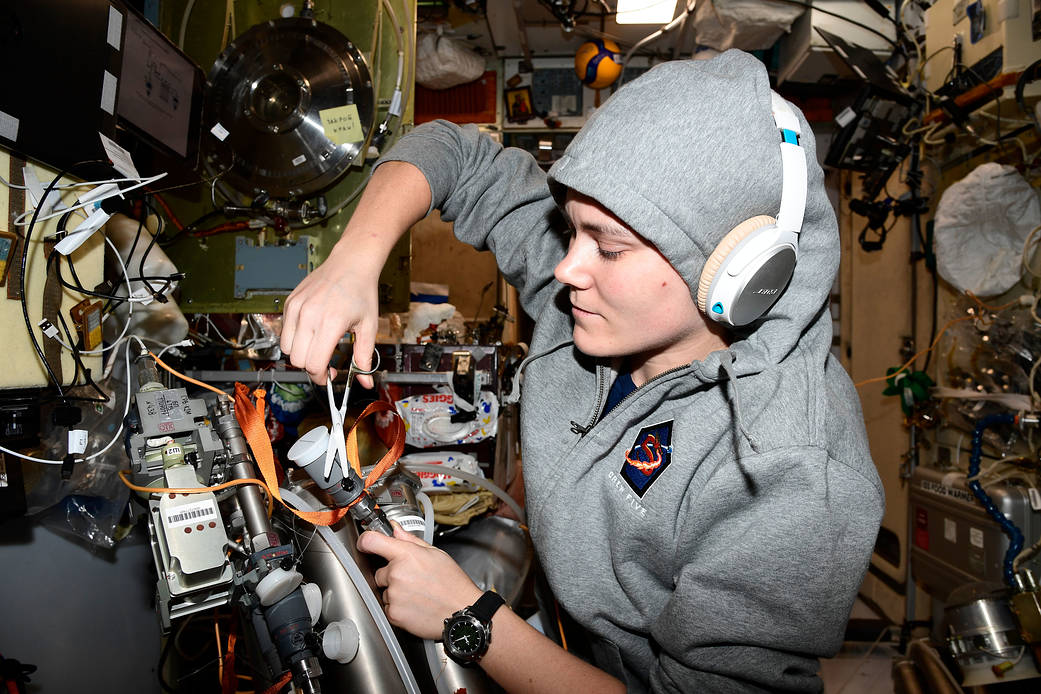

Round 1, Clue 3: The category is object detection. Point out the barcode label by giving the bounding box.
[396,516,426,535]
[166,500,218,527]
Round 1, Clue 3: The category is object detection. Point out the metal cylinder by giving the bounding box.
[289,486,410,694]
[215,412,273,546]
[136,353,163,391]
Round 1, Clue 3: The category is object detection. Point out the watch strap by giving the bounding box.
[468,590,505,624]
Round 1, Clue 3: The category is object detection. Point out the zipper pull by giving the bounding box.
[570,420,591,435]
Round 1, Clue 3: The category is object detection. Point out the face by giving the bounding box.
[554,191,727,381]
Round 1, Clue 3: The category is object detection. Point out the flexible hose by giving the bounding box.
[967,412,1023,586]
[416,487,452,694]
[401,463,525,524]
[278,487,422,694]
[416,490,435,545]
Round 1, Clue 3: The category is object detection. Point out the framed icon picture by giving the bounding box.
[505,86,535,123]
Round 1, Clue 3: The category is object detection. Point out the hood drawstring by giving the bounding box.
[503,339,574,405]
[721,351,761,454]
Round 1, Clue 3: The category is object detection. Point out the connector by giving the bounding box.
[37,319,59,340]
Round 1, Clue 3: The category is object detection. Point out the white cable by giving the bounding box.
[402,463,525,523]
[0,172,160,193]
[178,0,197,49]
[13,173,168,227]
[617,1,696,87]
[278,487,423,694]
[0,342,132,465]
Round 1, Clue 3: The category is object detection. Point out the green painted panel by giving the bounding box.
[159,0,415,313]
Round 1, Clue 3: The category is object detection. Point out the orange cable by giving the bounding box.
[149,351,233,401]
[553,599,569,653]
[855,314,973,388]
[964,290,1020,313]
[215,621,223,687]
[855,290,1025,389]
[118,470,274,518]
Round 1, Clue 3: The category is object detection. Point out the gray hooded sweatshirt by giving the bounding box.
[379,50,884,693]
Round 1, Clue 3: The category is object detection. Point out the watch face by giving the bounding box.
[445,615,488,660]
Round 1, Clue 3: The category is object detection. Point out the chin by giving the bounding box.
[571,329,618,359]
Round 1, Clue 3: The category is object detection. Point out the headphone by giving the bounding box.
[696,92,808,327]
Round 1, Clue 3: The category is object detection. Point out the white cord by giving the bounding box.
[617,1,696,87]
[178,0,197,49]
[12,173,167,227]
[0,342,132,465]
[0,172,160,193]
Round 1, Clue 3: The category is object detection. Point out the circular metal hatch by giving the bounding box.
[204,18,374,199]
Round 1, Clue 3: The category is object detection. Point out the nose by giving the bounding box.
[554,234,591,289]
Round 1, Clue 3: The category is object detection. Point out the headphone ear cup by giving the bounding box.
[697,215,777,314]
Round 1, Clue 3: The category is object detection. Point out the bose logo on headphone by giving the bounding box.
[696,92,808,328]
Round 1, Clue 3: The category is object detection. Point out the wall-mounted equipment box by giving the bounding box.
[777,1,896,85]
[910,466,1041,602]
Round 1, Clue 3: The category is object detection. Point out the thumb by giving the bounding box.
[357,528,411,559]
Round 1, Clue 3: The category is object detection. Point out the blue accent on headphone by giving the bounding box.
[585,39,607,85]
[712,302,724,314]
[781,129,799,145]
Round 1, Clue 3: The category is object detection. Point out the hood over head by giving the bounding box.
[547,50,839,376]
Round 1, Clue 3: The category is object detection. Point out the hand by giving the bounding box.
[357,524,483,640]
[279,162,432,386]
[280,245,379,387]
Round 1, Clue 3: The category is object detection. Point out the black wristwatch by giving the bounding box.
[442,590,506,666]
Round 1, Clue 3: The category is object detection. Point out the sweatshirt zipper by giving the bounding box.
[570,362,692,437]
[570,363,608,435]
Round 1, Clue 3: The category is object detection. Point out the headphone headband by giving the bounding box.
[770,92,807,235]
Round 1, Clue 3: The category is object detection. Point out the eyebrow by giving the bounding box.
[562,212,633,240]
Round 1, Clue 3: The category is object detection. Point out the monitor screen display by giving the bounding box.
[117,10,196,158]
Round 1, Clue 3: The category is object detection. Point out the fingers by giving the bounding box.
[280,293,299,356]
[352,318,377,390]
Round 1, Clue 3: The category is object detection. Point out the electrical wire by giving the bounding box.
[148,350,234,402]
[0,336,132,465]
[15,162,110,400]
[11,172,167,227]
[617,1,696,86]
[855,314,974,388]
[771,0,898,49]
[117,470,274,518]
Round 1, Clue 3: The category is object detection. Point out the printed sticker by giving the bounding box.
[970,527,985,548]
[210,122,230,141]
[166,500,218,528]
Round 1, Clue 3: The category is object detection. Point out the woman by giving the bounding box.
[280,50,883,693]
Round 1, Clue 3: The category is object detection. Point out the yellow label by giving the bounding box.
[319,104,363,145]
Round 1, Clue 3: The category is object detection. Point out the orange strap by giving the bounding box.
[261,671,293,694]
[233,383,405,526]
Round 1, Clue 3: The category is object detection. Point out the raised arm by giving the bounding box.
[280,161,430,385]
[282,120,566,384]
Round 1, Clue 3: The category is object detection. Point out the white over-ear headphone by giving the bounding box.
[696,92,808,327]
